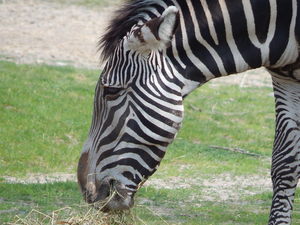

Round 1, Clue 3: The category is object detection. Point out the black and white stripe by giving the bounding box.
[79,0,300,223]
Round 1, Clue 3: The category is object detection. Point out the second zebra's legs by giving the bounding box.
[268,71,300,225]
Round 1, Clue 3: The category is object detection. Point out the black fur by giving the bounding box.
[99,0,165,62]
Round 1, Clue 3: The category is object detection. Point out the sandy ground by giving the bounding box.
[0,0,114,68]
[3,171,273,202]
[1,0,274,201]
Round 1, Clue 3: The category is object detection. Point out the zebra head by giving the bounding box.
[77,6,183,211]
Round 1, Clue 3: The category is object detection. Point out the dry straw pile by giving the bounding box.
[7,206,139,225]
[6,189,170,225]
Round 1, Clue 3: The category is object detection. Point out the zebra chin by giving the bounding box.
[82,176,135,212]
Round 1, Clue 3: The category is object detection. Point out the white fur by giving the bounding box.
[158,6,178,43]
[127,6,179,53]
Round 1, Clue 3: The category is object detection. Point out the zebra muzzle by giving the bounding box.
[85,177,134,212]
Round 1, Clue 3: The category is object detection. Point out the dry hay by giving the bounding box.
[8,208,128,225]
[6,205,142,225]
[6,205,170,225]
[5,190,168,225]
[6,189,140,225]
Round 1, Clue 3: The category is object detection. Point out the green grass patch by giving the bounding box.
[0,61,275,177]
[4,182,300,224]
[0,61,98,176]
[182,83,275,155]
[0,182,81,223]
[0,61,279,224]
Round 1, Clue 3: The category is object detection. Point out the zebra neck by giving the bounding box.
[135,0,299,96]
[165,0,299,86]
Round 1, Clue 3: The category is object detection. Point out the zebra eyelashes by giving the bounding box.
[102,86,124,100]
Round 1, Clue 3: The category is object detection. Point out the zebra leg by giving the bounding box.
[268,72,300,225]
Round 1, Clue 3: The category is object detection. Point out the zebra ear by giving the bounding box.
[127,6,179,53]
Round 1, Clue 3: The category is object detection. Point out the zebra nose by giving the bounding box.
[91,177,134,212]
[95,177,114,202]
[83,178,112,205]
[84,181,98,204]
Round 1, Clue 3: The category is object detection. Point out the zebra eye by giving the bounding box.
[103,86,123,99]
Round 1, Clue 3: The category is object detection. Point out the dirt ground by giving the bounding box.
[3,171,273,202]
[0,0,114,68]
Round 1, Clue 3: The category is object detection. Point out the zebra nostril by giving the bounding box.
[108,178,116,190]
[94,177,115,202]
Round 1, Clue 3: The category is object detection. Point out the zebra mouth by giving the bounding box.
[84,177,135,212]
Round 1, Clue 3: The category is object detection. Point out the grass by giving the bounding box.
[183,84,275,155]
[0,61,275,177]
[0,61,97,176]
[1,182,300,224]
[0,61,284,224]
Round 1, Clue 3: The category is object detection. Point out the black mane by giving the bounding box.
[99,0,166,62]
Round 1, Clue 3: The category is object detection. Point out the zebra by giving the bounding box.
[77,0,300,224]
